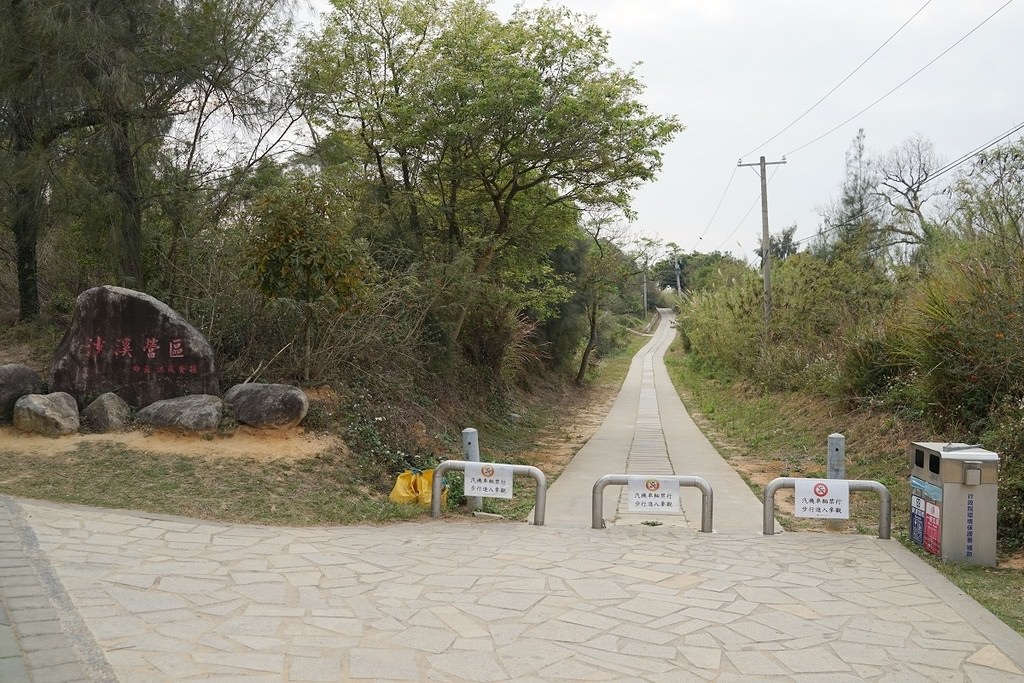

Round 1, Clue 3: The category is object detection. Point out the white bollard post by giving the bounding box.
[828,433,846,479]
[827,433,846,531]
[462,428,482,512]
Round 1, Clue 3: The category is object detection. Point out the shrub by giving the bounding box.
[899,255,1024,430]
[980,391,1024,551]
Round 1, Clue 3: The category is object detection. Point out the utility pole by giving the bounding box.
[673,251,681,296]
[641,268,648,313]
[737,156,786,330]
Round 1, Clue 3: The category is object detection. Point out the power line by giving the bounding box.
[713,164,783,252]
[740,0,934,160]
[785,0,1017,158]
[691,165,738,249]
[929,120,1024,182]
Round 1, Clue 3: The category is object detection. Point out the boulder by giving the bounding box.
[50,285,219,409]
[0,364,44,423]
[13,392,80,437]
[136,395,223,432]
[224,383,309,429]
[82,392,132,432]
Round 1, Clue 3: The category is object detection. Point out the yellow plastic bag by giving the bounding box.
[389,470,421,505]
[417,469,448,508]
[389,468,448,507]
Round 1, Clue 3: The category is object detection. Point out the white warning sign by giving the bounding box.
[464,463,514,499]
[794,478,849,519]
[627,477,681,512]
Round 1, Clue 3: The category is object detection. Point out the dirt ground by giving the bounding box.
[0,424,340,461]
[0,377,613,468]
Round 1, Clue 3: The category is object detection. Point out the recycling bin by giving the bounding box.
[909,442,999,566]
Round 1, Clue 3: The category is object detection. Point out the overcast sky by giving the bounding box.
[307,1,1024,263]
[488,0,1024,262]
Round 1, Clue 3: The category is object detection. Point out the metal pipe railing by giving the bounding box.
[431,460,547,525]
[762,477,892,539]
[591,475,714,532]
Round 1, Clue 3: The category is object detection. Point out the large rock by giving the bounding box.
[50,286,219,409]
[82,392,132,432]
[136,395,223,432]
[0,364,44,423]
[224,383,309,429]
[13,392,80,437]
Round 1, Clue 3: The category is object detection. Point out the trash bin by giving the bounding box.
[909,442,999,567]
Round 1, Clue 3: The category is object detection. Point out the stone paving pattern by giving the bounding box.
[2,308,1024,681]
[5,498,1024,682]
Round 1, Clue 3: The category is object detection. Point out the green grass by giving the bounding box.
[0,442,424,525]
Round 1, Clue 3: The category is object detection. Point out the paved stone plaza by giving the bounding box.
[2,310,1023,681]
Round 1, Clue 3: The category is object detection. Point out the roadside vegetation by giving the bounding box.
[1,0,676,519]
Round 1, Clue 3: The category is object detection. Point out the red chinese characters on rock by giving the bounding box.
[114,337,133,358]
[85,336,106,358]
[85,335,198,375]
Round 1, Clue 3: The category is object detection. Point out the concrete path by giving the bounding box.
[1,309,1023,681]
[536,308,776,532]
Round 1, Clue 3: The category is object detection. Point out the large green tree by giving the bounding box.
[0,0,294,320]
[299,0,680,355]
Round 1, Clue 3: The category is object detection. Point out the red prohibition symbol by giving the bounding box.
[813,482,829,497]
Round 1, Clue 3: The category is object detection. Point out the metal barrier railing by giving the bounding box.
[762,477,892,539]
[431,460,548,526]
[591,475,714,532]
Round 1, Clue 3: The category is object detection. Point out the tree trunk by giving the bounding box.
[10,111,43,321]
[575,296,599,385]
[13,201,41,322]
[111,119,145,288]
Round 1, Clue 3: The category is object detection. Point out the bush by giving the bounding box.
[676,270,762,380]
[980,391,1024,551]
[899,255,1024,430]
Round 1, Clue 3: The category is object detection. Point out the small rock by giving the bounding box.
[136,395,223,432]
[82,392,132,432]
[0,364,44,423]
[224,383,309,429]
[13,392,80,437]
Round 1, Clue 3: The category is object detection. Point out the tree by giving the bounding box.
[1,0,99,320]
[0,0,295,320]
[245,174,370,380]
[298,0,438,251]
[757,223,799,266]
[875,134,946,261]
[572,216,634,383]
[813,129,886,263]
[950,140,1024,254]
[299,0,681,354]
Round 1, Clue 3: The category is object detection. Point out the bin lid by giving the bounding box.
[912,441,999,462]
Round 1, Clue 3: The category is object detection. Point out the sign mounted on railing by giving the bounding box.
[794,478,850,519]
[464,462,514,499]
[627,476,681,512]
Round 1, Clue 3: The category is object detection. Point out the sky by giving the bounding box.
[307,0,1024,263]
